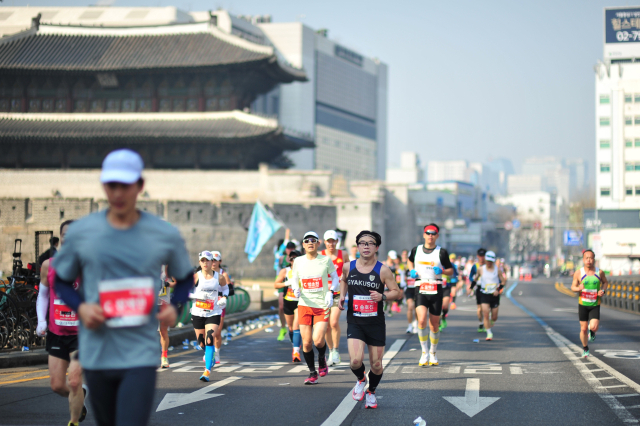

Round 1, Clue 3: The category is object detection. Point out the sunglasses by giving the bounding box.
[425,231,438,236]
[303,238,318,244]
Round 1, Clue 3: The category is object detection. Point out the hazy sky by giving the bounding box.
[6,0,618,177]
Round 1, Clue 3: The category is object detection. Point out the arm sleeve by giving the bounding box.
[469,264,477,281]
[290,261,300,290]
[55,274,83,312]
[330,270,340,292]
[408,247,417,264]
[171,274,195,307]
[219,283,230,297]
[439,248,453,269]
[36,285,49,324]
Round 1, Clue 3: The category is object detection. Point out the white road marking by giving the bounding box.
[608,394,640,398]
[320,339,406,426]
[510,366,523,375]
[464,364,502,374]
[553,308,577,312]
[157,361,189,372]
[443,378,500,417]
[156,376,242,412]
[595,350,640,360]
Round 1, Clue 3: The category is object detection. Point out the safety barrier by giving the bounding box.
[175,287,252,325]
[602,276,640,315]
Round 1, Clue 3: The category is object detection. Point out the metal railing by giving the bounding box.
[602,276,640,314]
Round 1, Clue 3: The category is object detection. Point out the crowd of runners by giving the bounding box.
[32,148,606,426]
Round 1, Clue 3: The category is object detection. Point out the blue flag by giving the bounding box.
[244,201,282,263]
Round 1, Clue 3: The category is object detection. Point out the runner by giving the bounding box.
[339,230,402,409]
[289,231,340,384]
[54,149,194,426]
[191,250,228,381]
[440,253,459,331]
[321,230,350,367]
[570,249,608,357]
[274,250,303,362]
[276,236,296,342]
[407,223,454,366]
[403,249,418,334]
[211,251,231,365]
[473,251,506,341]
[468,248,487,332]
[36,219,87,426]
[158,265,176,369]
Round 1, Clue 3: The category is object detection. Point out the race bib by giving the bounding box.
[353,295,378,317]
[99,277,154,328]
[301,277,323,292]
[195,299,215,311]
[53,297,79,327]
[483,283,498,294]
[581,289,598,303]
[407,278,416,288]
[285,286,298,300]
[419,280,438,295]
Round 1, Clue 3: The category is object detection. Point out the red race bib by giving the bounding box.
[581,289,598,303]
[406,278,416,288]
[419,281,438,295]
[99,277,154,328]
[352,295,378,317]
[301,277,323,292]
[53,298,79,327]
[195,299,215,310]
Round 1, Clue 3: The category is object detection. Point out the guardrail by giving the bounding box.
[602,276,640,314]
[176,287,252,325]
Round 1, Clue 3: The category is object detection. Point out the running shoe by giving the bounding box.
[486,330,493,341]
[477,325,485,333]
[440,318,448,331]
[412,320,418,334]
[68,422,79,426]
[319,365,329,377]
[79,384,88,422]
[428,352,438,366]
[161,356,170,368]
[203,354,206,362]
[582,349,590,358]
[406,324,413,334]
[419,351,429,366]
[450,302,457,310]
[589,330,596,342]
[304,372,318,385]
[215,351,221,364]
[326,350,335,366]
[292,349,301,363]
[333,350,341,365]
[352,377,367,401]
[200,369,211,382]
[365,390,378,409]
[277,327,288,341]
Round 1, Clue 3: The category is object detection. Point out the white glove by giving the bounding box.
[293,288,300,298]
[218,297,227,309]
[36,321,48,336]
[325,291,334,309]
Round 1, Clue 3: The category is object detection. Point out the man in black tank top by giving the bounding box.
[338,231,402,410]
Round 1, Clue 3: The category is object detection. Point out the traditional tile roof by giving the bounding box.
[0,22,306,82]
[0,111,314,149]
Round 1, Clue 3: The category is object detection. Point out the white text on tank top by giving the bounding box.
[415,245,442,295]
[480,265,499,294]
[191,270,220,317]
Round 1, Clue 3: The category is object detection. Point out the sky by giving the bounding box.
[6,0,620,178]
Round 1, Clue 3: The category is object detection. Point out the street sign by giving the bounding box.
[512,220,521,229]
[504,221,513,231]
[533,221,542,230]
[563,230,583,246]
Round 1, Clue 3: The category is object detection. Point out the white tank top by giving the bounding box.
[413,245,443,283]
[191,270,222,318]
[479,265,500,294]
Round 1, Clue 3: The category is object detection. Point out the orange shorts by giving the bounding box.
[298,305,329,326]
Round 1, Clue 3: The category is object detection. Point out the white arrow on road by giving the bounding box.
[443,378,500,417]
[156,376,242,412]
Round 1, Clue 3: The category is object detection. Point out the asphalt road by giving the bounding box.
[1,280,639,426]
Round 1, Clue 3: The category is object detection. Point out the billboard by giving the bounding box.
[604,7,640,59]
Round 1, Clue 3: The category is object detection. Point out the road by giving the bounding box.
[1,279,640,425]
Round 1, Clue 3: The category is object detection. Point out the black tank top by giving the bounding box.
[347,260,385,325]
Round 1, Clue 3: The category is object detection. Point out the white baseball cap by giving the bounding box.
[388,250,398,260]
[303,231,319,240]
[485,251,496,262]
[100,149,144,184]
[199,251,214,261]
[324,230,338,241]
[209,251,222,261]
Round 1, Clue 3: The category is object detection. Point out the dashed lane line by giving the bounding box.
[508,282,640,424]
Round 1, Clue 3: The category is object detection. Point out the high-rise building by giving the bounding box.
[427,160,470,183]
[595,6,640,209]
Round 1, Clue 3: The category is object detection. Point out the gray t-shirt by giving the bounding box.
[54,210,193,370]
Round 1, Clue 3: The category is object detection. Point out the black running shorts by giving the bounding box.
[46,330,78,362]
[347,322,386,347]
[283,299,298,316]
[442,286,452,298]
[479,292,500,309]
[578,304,600,322]
[192,315,221,329]
[416,285,443,316]
[405,287,416,300]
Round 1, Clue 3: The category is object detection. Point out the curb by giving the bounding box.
[0,309,275,369]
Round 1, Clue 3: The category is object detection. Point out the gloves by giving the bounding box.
[409,269,418,279]
[217,297,227,309]
[293,288,300,298]
[36,321,47,336]
[325,291,334,309]
[433,266,443,275]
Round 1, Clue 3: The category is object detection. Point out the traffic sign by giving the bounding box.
[504,221,513,231]
[512,220,521,229]
[563,230,583,246]
[533,221,542,230]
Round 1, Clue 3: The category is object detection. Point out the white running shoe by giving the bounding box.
[352,376,367,401]
[327,350,335,366]
[333,350,341,365]
[406,324,413,334]
[486,330,493,341]
[214,350,220,364]
[203,355,206,362]
[365,390,378,409]
[419,351,429,366]
[428,352,438,366]
[412,320,418,334]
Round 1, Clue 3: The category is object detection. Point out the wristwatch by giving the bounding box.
[382,293,387,301]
